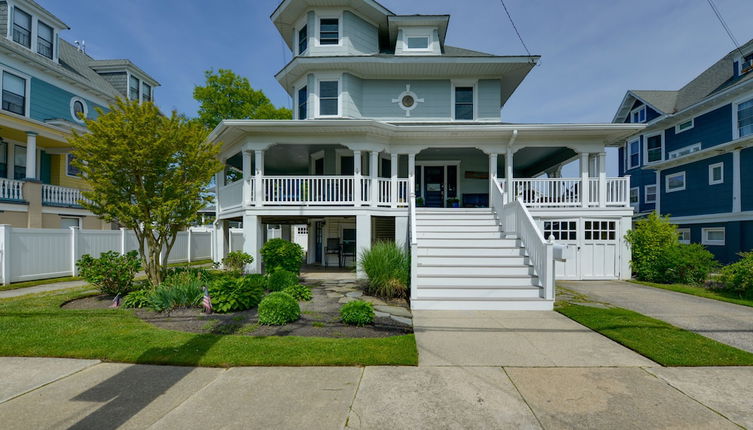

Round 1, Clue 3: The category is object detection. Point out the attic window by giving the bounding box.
[37,22,54,59]
[631,106,646,123]
[12,8,31,48]
[407,37,429,50]
[740,53,753,75]
[319,18,339,45]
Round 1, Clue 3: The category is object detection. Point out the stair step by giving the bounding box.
[417,275,539,287]
[411,298,553,311]
[418,238,521,248]
[415,288,542,299]
[416,214,496,220]
[416,208,491,213]
[417,256,528,265]
[416,265,533,276]
[417,225,502,233]
[417,231,507,239]
[418,219,499,226]
[417,247,525,257]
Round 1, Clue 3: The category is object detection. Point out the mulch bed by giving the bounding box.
[62,285,412,339]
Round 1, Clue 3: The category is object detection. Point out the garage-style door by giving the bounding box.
[540,218,621,280]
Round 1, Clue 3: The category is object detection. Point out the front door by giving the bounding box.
[424,166,445,208]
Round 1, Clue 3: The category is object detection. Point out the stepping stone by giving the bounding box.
[374,311,390,318]
[390,315,413,326]
[374,305,412,318]
[326,292,342,298]
[360,296,388,306]
[346,291,363,298]
[338,297,357,304]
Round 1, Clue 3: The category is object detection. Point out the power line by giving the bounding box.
[499,0,532,57]
[706,0,745,57]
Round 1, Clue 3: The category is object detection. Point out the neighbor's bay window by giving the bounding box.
[319,81,338,116]
[454,86,474,120]
[319,18,339,45]
[12,8,31,48]
[129,75,140,101]
[737,98,753,138]
[37,21,54,59]
[2,72,26,116]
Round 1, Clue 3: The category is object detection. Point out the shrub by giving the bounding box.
[653,243,719,285]
[208,274,266,313]
[258,292,300,325]
[266,269,299,292]
[149,271,204,312]
[260,239,304,273]
[222,251,254,273]
[164,266,212,280]
[719,252,753,297]
[625,212,679,282]
[282,284,313,301]
[359,241,410,299]
[340,300,375,326]
[77,250,142,296]
[122,288,152,309]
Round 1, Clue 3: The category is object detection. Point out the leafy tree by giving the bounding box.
[193,68,291,129]
[69,99,223,284]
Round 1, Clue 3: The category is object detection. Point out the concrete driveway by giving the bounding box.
[560,280,753,353]
[1,357,751,429]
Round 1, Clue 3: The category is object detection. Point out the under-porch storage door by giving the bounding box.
[579,219,619,279]
[541,219,580,280]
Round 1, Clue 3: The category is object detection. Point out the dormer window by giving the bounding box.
[12,8,31,48]
[407,37,429,50]
[298,25,308,54]
[319,18,339,45]
[37,21,54,59]
[631,106,646,123]
[129,75,140,101]
[740,53,753,75]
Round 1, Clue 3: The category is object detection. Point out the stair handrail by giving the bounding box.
[495,180,555,301]
[408,180,418,299]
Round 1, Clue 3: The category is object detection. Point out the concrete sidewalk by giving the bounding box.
[0,357,749,429]
[560,280,753,353]
[0,280,91,299]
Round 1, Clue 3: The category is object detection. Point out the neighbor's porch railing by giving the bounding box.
[0,178,23,201]
[41,184,90,207]
[499,177,630,208]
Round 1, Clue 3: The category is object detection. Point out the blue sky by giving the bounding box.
[52,0,753,174]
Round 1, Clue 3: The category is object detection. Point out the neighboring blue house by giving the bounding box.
[615,39,753,263]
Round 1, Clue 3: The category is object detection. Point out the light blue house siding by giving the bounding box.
[30,77,103,123]
[664,104,732,154]
[343,11,378,55]
[660,153,733,217]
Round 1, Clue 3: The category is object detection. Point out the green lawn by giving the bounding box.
[0,289,418,367]
[558,303,753,366]
[631,280,753,309]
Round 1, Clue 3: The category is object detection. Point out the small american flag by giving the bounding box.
[202,287,213,314]
[109,293,121,308]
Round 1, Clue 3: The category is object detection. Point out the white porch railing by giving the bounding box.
[262,176,355,206]
[0,178,23,201]
[218,180,244,212]
[41,184,90,207]
[500,177,630,208]
[494,180,554,301]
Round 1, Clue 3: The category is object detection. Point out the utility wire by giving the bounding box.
[706,0,745,57]
[499,0,532,58]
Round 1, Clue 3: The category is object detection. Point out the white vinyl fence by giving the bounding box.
[0,226,214,285]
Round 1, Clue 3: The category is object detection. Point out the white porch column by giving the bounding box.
[242,151,252,207]
[390,153,398,208]
[356,214,371,279]
[353,150,362,206]
[598,152,607,208]
[242,214,263,273]
[216,219,229,264]
[408,153,416,198]
[254,150,264,207]
[733,149,741,213]
[25,132,37,180]
[488,153,498,198]
[369,151,379,206]
[580,152,590,208]
[505,150,514,203]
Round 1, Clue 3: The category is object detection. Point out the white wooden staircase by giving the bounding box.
[410,208,553,310]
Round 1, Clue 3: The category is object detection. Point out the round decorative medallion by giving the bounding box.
[392,84,424,117]
[401,94,415,108]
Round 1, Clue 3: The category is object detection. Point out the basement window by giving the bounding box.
[702,227,725,246]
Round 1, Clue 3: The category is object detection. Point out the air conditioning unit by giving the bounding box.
[741,60,753,74]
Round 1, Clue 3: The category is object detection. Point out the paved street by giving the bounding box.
[560,280,753,353]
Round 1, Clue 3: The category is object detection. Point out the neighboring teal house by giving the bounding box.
[616,38,753,263]
[0,0,159,229]
[210,0,643,310]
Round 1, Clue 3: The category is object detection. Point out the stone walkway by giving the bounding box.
[560,280,753,353]
[1,357,750,429]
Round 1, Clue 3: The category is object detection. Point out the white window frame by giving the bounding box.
[451,80,478,122]
[677,228,691,244]
[644,184,657,204]
[643,131,664,165]
[0,66,31,117]
[626,138,640,170]
[315,12,343,47]
[314,74,342,118]
[295,17,308,55]
[309,150,325,175]
[69,96,88,124]
[732,94,753,140]
[702,227,725,246]
[665,171,686,193]
[630,105,646,123]
[400,27,436,54]
[630,187,639,206]
[65,153,81,178]
[60,216,81,229]
[675,118,694,134]
[708,162,724,185]
[668,143,702,160]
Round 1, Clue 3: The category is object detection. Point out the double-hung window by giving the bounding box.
[37,21,54,59]
[627,139,640,169]
[454,86,474,120]
[2,72,26,116]
[645,134,662,164]
[319,18,339,45]
[677,229,691,244]
[298,25,308,54]
[0,140,6,178]
[645,184,657,204]
[142,83,152,102]
[737,98,753,138]
[129,75,140,101]
[630,187,639,206]
[13,145,25,180]
[67,153,81,177]
[12,8,31,48]
[319,81,338,116]
[298,86,308,119]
